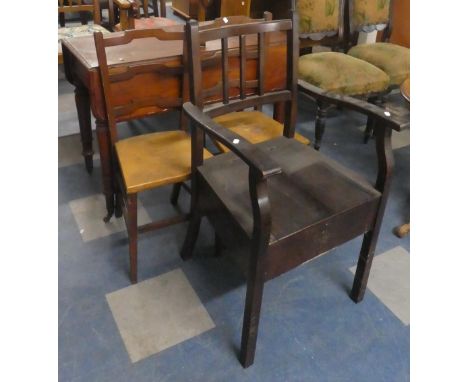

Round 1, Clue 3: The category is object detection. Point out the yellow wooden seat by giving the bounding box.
[213,111,310,152]
[116,131,212,194]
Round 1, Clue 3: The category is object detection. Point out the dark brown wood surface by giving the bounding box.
[180,9,405,368]
[62,22,288,219]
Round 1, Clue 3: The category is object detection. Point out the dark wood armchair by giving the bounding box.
[109,0,179,31]
[180,8,408,367]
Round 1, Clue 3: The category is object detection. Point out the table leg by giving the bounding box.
[95,119,115,222]
[74,86,94,174]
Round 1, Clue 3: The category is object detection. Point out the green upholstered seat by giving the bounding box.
[298,52,390,95]
[347,42,410,86]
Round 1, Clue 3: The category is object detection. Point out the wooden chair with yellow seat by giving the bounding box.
[297,0,391,150]
[93,27,212,284]
[58,0,110,64]
[108,0,179,31]
[193,12,310,153]
[345,0,410,142]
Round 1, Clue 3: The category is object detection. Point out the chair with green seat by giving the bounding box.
[297,0,391,150]
[346,0,410,142]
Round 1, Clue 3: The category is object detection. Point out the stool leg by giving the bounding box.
[127,194,138,284]
[314,101,328,150]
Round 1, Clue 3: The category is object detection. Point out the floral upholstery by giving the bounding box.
[297,0,340,39]
[114,17,179,31]
[348,42,410,85]
[352,0,390,30]
[298,52,389,95]
[58,24,110,55]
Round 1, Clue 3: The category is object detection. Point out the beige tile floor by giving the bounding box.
[106,268,215,363]
[69,194,152,242]
[350,246,410,325]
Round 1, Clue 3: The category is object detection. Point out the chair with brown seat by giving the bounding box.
[180,7,408,367]
[346,0,410,142]
[93,27,212,284]
[109,0,179,31]
[296,0,392,150]
[58,0,110,64]
[189,12,309,152]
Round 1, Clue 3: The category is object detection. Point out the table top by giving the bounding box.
[401,78,410,102]
[62,23,286,70]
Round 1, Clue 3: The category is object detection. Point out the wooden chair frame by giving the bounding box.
[94,27,190,283]
[299,0,395,150]
[59,0,101,27]
[346,0,395,47]
[59,0,102,64]
[108,0,168,30]
[181,3,408,367]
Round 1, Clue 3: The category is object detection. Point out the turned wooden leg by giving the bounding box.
[240,253,265,368]
[314,101,328,150]
[170,183,182,206]
[364,96,384,143]
[95,119,115,222]
[74,85,94,174]
[127,194,138,284]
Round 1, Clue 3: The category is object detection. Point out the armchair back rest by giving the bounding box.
[58,0,101,25]
[296,0,344,41]
[94,27,185,144]
[348,0,393,43]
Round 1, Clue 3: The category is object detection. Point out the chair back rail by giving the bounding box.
[347,0,394,44]
[93,27,185,143]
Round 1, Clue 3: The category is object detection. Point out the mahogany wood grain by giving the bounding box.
[62,21,288,220]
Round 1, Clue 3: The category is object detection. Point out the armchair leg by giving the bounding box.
[214,233,222,257]
[350,230,378,303]
[127,194,138,284]
[170,183,182,206]
[240,255,265,368]
[180,213,201,261]
[364,96,384,143]
[314,101,328,150]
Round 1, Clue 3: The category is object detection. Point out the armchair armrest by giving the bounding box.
[183,102,282,179]
[298,79,409,132]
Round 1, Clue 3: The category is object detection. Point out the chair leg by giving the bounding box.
[350,230,378,303]
[240,256,265,368]
[364,117,375,143]
[127,194,138,284]
[214,233,222,257]
[59,13,65,27]
[314,101,328,150]
[170,183,182,206]
[180,213,201,261]
[115,190,123,218]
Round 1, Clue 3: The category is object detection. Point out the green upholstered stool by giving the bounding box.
[348,42,410,86]
[299,52,390,95]
[298,52,390,149]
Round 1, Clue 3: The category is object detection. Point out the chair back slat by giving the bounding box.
[239,35,246,99]
[186,6,298,166]
[221,38,229,104]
